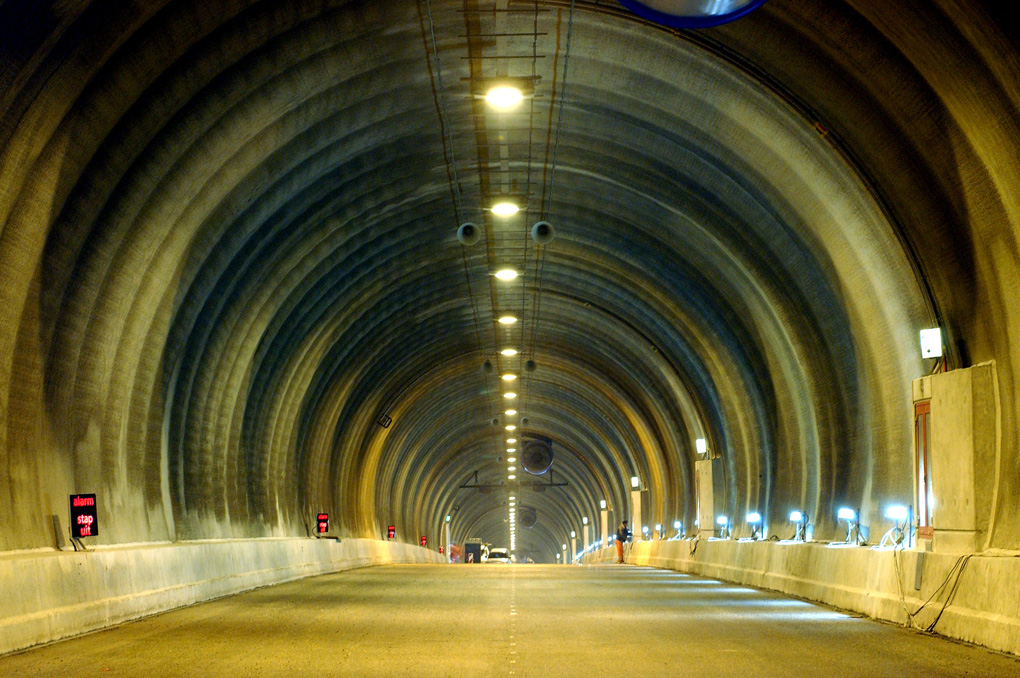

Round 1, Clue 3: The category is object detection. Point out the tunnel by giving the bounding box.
[2,0,1020,670]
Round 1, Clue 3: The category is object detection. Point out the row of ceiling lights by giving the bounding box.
[487,84,527,492]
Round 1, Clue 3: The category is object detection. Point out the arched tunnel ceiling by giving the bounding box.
[2,1,1019,562]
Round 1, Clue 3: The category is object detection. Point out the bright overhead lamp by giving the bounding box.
[509,496,516,500]
[485,85,524,109]
[508,474,516,480]
[499,315,518,325]
[695,438,708,455]
[502,374,517,382]
[600,499,607,509]
[837,508,856,521]
[505,424,516,431]
[508,466,516,471]
[501,348,518,356]
[630,476,640,488]
[505,409,517,416]
[504,392,517,399]
[495,269,519,281]
[507,438,517,444]
[582,516,588,525]
[509,502,516,507]
[491,201,520,217]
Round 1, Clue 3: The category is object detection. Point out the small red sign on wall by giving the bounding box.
[70,494,98,538]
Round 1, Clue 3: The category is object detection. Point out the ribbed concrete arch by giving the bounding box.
[2,0,1019,565]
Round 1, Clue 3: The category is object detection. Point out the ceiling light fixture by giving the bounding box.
[501,348,518,356]
[505,409,517,416]
[495,269,518,281]
[498,315,518,325]
[504,392,517,399]
[502,374,517,382]
[491,201,520,217]
[485,85,524,109]
[505,424,516,431]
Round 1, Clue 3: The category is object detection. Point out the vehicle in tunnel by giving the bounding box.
[464,540,489,564]
[485,548,511,564]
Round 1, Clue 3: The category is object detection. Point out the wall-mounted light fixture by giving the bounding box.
[630,476,640,489]
[716,515,730,539]
[746,512,763,540]
[837,507,863,545]
[789,510,807,541]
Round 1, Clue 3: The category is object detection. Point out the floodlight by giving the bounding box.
[746,512,762,524]
[673,520,681,529]
[885,505,909,521]
[695,438,708,455]
[582,516,588,525]
[630,476,640,488]
[599,499,607,509]
[789,511,803,523]
[837,508,856,521]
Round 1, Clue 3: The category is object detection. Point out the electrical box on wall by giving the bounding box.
[695,459,723,538]
[911,362,998,554]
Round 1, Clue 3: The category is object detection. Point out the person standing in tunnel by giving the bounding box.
[615,521,631,563]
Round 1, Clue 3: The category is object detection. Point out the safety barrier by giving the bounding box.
[584,538,1020,657]
[0,538,445,656]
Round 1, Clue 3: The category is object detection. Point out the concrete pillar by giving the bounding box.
[696,459,716,538]
[600,509,609,548]
[570,537,576,563]
[582,524,590,554]
[631,489,642,540]
[444,523,451,563]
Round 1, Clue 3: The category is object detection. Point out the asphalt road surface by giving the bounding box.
[3,564,1019,677]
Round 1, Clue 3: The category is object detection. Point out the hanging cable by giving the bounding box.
[422,0,487,357]
[526,0,575,414]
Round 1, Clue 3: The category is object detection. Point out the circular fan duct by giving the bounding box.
[521,440,553,475]
[519,508,537,529]
[618,0,769,29]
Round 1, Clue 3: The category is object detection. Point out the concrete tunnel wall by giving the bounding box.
[1,0,1019,655]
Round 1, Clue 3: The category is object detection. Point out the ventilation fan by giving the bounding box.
[521,439,553,475]
[519,507,537,529]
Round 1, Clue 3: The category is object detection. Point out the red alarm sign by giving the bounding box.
[387,525,395,539]
[70,494,98,538]
[420,535,427,547]
[316,513,329,534]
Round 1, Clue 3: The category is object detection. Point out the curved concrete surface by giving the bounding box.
[2,0,1020,659]
[2,564,1018,677]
